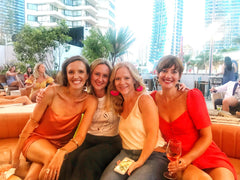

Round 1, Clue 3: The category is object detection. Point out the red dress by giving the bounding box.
[151,89,237,180]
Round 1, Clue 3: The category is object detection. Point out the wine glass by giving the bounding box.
[0,148,13,180]
[3,85,8,94]
[163,139,182,180]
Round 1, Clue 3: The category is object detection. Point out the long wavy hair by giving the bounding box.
[33,63,48,79]
[107,61,146,114]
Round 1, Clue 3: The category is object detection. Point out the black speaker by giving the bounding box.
[68,27,84,47]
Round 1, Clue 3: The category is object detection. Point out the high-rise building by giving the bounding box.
[96,0,115,33]
[25,0,115,32]
[0,0,25,44]
[205,0,240,51]
[149,0,183,63]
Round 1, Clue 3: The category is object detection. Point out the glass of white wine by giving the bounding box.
[0,148,13,180]
[163,139,182,180]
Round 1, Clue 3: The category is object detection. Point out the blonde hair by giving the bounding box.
[107,61,146,114]
[89,58,112,111]
[33,63,48,79]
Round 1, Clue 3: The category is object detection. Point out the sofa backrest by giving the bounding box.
[212,123,240,159]
[0,114,29,138]
[0,104,35,139]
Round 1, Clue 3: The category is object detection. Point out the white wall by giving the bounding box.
[0,45,17,66]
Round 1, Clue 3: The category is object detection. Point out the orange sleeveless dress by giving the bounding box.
[22,106,83,157]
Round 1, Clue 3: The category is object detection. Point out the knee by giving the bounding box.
[182,172,212,180]
[41,149,56,165]
[182,166,212,180]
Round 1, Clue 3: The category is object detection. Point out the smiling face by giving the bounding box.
[114,66,135,96]
[91,64,110,95]
[158,65,180,89]
[66,61,89,89]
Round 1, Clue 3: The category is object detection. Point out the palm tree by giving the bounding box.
[106,27,135,66]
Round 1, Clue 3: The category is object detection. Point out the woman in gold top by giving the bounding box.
[25,63,54,102]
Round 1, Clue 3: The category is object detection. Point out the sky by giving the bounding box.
[115,0,206,55]
[115,0,154,56]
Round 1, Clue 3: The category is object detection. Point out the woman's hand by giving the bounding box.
[36,89,46,104]
[176,83,189,91]
[12,149,21,169]
[127,160,144,176]
[42,149,66,180]
[168,158,188,173]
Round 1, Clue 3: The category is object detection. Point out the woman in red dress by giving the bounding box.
[151,55,236,180]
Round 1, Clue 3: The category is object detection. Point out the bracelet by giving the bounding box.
[70,138,79,148]
[59,147,68,154]
[59,148,68,159]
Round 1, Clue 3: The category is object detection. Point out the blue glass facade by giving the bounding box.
[0,0,25,43]
[149,0,183,63]
[205,0,240,50]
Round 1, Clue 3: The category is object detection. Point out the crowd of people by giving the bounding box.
[9,55,236,180]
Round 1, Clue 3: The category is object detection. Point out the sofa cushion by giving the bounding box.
[0,138,30,179]
[212,123,240,159]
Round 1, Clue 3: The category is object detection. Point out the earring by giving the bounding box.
[110,90,119,96]
[136,86,143,92]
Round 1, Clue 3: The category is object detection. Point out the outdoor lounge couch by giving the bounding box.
[0,74,25,91]
[0,106,239,179]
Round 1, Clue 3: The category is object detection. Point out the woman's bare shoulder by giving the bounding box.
[86,93,97,103]
[43,85,60,99]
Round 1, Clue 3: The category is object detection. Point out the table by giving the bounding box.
[210,115,240,125]
[0,104,36,138]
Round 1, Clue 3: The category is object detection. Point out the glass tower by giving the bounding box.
[0,0,25,44]
[149,0,183,63]
[205,0,240,50]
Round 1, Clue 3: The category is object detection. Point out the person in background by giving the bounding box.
[151,55,236,180]
[24,66,33,82]
[58,58,122,180]
[210,80,240,113]
[220,56,235,84]
[12,56,98,180]
[100,62,168,180]
[232,59,238,81]
[6,65,24,88]
[25,63,54,102]
[0,91,32,105]
[0,96,32,105]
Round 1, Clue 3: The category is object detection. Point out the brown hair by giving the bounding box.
[156,55,184,76]
[61,55,90,87]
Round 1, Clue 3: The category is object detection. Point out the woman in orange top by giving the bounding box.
[12,56,98,180]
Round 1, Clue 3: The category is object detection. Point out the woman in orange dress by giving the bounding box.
[12,56,98,180]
